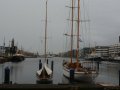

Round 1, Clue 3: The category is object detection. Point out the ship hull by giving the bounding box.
[63,65,98,82]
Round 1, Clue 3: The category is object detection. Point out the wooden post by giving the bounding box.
[47,59,48,64]
[4,67,10,84]
[39,60,42,70]
[70,69,74,81]
[51,61,54,71]
[119,70,120,86]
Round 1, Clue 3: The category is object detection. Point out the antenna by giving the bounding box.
[3,36,5,47]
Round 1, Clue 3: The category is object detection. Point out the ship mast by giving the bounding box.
[70,0,74,63]
[45,0,48,62]
[76,0,80,68]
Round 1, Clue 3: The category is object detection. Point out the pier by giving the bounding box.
[0,84,119,90]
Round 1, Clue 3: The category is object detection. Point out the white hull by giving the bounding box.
[36,63,52,80]
[114,56,120,60]
[63,65,98,81]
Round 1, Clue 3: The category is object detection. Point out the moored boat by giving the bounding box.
[114,56,120,60]
[63,0,98,82]
[36,63,52,83]
[36,1,53,84]
[10,54,25,62]
[63,61,98,82]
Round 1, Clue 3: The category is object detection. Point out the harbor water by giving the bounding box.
[0,57,120,85]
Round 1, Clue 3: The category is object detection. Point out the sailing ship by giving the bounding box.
[8,38,25,62]
[63,0,98,82]
[36,1,52,83]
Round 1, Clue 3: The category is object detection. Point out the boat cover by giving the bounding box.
[37,63,52,76]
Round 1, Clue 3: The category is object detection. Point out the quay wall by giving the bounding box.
[0,84,119,90]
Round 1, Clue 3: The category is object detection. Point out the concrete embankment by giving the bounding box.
[0,84,119,90]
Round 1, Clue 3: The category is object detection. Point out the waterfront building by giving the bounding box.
[0,46,5,56]
[80,47,93,57]
[109,43,120,58]
[95,46,109,58]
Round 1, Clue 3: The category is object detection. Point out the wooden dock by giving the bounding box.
[0,84,119,90]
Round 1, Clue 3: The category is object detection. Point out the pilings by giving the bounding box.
[39,60,42,70]
[38,59,54,72]
[69,69,75,82]
[4,67,11,84]
[51,61,54,71]
[119,70,120,86]
[47,59,48,64]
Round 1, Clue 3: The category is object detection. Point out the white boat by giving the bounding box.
[85,52,101,60]
[63,0,98,82]
[36,63,52,80]
[36,1,52,83]
[63,61,98,82]
[114,56,120,60]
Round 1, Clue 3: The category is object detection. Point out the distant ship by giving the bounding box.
[10,53,24,62]
[8,39,25,62]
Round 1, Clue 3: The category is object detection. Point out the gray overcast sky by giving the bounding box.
[0,0,120,54]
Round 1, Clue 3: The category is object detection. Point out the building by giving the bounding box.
[95,46,109,58]
[109,43,120,58]
[0,46,5,56]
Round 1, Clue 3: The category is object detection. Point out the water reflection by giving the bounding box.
[95,61,120,85]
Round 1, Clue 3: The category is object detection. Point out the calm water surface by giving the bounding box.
[0,57,120,85]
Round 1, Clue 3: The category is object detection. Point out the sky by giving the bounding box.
[0,0,120,54]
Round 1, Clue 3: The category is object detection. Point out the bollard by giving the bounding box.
[70,69,74,81]
[4,67,10,84]
[39,60,42,70]
[119,70,120,86]
[51,61,54,71]
[47,59,48,64]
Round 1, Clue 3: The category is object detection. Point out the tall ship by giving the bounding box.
[63,0,98,82]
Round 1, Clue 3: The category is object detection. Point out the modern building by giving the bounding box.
[109,43,120,58]
[95,46,109,58]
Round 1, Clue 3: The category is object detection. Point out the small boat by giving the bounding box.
[63,0,98,82]
[114,56,120,60]
[85,52,101,61]
[36,63,52,83]
[36,1,52,84]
